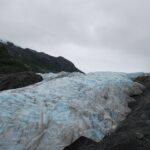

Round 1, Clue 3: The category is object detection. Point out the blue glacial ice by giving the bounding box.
[0,72,145,150]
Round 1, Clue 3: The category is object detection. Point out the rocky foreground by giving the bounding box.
[64,75,150,150]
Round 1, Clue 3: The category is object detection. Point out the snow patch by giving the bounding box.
[0,72,144,150]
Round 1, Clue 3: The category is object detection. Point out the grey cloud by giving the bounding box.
[0,0,149,72]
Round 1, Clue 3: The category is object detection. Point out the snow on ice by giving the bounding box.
[0,72,145,150]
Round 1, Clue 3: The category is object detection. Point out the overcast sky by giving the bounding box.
[0,0,150,73]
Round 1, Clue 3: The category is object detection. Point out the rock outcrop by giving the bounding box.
[64,136,97,150]
[0,40,82,74]
[63,75,150,150]
[0,72,43,91]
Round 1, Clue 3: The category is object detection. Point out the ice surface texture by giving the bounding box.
[0,72,144,150]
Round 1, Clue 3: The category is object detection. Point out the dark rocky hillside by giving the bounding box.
[64,75,150,150]
[0,40,82,74]
[0,72,43,91]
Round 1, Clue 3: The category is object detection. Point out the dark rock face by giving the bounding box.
[63,76,150,150]
[0,72,43,91]
[64,137,98,150]
[0,41,82,74]
[134,76,150,88]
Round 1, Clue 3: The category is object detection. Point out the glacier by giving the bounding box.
[0,72,145,150]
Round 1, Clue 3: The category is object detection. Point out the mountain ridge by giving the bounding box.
[0,39,82,74]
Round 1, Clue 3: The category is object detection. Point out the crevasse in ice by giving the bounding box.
[0,72,144,150]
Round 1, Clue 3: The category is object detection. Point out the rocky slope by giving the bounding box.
[63,75,150,150]
[0,39,82,74]
[0,72,43,91]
